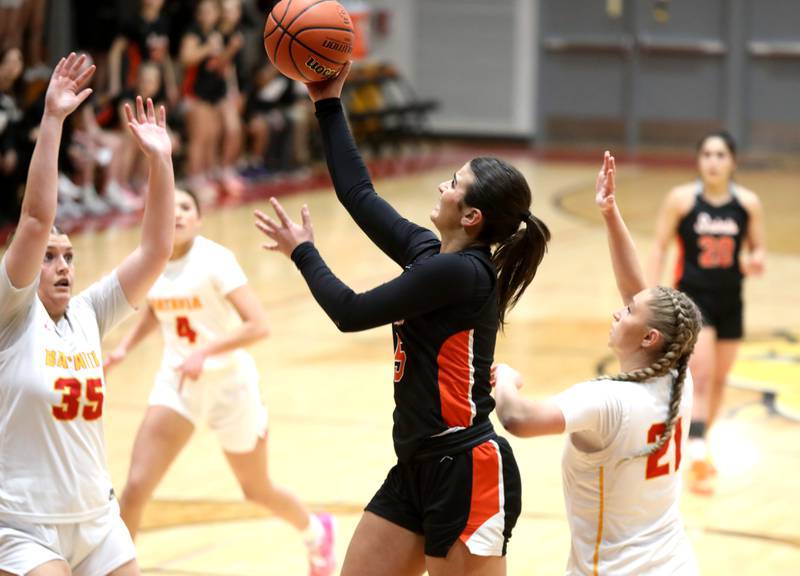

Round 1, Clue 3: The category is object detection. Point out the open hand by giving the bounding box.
[306,60,352,102]
[124,96,171,159]
[254,197,314,258]
[44,53,96,120]
[595,150,616,214]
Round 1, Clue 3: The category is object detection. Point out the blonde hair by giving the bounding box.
[599,286,702,461]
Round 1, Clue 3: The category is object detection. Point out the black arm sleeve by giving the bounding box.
[291,242,485,332]
[315,98,438,267]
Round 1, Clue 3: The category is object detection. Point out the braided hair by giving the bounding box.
[599,286,703,462]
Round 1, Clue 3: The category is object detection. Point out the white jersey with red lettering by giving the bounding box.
[147,236,249,372]
[0,257,133,523]
[552,371,698,575]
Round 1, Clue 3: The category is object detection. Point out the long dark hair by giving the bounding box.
[464,157,550,327]
[697,130,737,158]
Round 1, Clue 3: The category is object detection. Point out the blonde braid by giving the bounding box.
[599,287,702,463]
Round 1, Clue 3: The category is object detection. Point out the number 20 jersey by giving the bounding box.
[674,185,749,293]
[146,236,249,372]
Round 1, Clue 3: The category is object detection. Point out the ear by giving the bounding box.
[461,206,483,235]
[641,328,663,351]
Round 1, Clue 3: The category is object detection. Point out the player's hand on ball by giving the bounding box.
[254,197,314,258]
[306,60,352,102]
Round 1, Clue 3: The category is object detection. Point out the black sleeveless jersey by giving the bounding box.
[291,98,499,462]
[181,24,227,104]
[674,183,749,293]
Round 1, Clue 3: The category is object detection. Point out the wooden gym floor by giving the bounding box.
[57,151,800,574]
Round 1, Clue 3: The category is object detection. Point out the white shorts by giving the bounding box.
[148,355,268,453]
[0,501,136,576]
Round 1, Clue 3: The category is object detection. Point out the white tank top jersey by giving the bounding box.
[0,257,134,523]
[146,236,249,372]
[552,371,698,576]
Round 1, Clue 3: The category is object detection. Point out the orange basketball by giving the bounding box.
[264,0,354,83]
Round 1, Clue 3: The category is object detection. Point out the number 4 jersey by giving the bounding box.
[146,236,249,372]
[0,257,133,523]
[552,372,698,575]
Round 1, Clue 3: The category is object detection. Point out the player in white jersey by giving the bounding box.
[104,188,336,576]
[0,54,175,576]
[493,152,702,575]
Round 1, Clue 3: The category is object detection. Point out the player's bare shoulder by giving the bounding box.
[664,183,697,216]
[732,184,762,213]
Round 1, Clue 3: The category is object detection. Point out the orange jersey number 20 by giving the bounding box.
[698,235,735,269]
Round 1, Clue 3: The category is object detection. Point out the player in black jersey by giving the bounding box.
[648,131,766,495]
[255,62,551,575]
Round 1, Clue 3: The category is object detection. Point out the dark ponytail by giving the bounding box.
[465,157,551,328]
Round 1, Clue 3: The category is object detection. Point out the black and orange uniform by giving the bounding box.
[290,98,521,557]
[118,13,171,94]
[181,25,227,105]
[674,183,749,339]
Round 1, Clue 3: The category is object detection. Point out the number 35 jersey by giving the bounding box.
[0,257,133,523]
[147,236,249,372]
[674,184,749,293]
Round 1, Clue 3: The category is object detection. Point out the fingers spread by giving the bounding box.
[269,197,291,226]
[124,102,134,124]
[136,95,146,124]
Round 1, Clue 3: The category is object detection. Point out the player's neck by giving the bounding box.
[171,238,195,261]
[619,350,654,375]
[702,179,730,198]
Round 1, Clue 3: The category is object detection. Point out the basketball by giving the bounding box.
[263,0,354,83]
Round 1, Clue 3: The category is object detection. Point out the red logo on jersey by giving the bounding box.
[645,417,683,479]
[393,334,407,382]
[52,377,105,421]
[176,316,198,343]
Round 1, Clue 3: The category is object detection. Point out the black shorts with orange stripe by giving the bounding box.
[365,435,521,558]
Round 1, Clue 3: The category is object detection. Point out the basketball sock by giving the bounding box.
[688,420,706,439]
[302,513,325,548]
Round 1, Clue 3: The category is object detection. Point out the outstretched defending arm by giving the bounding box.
[115,97,175,307]
[596,151,647,303]
[5,53,95,288]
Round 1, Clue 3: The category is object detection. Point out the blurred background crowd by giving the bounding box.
[0,0,337,227]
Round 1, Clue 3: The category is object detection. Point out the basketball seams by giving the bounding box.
[270,0,296,64]
[290,28,353,65]
[265,0,353,81]
[288,36,313,82]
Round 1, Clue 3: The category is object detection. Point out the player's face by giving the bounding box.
[697,136,736,187]
[432,162,475,234]
[38,234,75,320]
[174,190,201,249]
[609,289,656,359]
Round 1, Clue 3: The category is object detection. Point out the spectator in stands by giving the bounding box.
[108,0,179,107]
[180,0,244,201]
[0,47,25,225]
